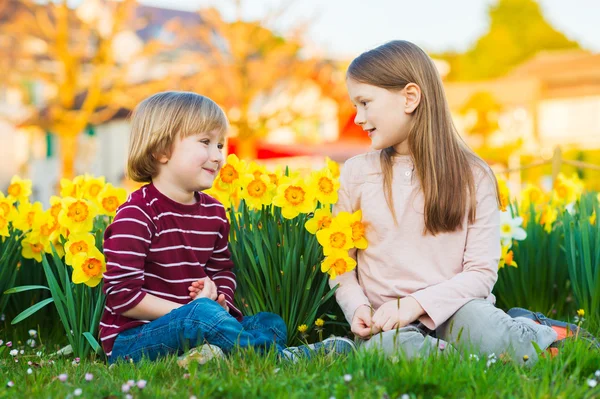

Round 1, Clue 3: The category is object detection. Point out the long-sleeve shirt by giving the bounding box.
[332,151,500,330]
[99,183,242,356]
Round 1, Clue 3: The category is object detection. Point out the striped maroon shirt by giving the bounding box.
[99,183,242,356]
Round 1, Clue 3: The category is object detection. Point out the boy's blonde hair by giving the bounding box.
[127,91,228,183]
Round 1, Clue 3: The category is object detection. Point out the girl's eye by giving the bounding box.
[361,101,368,107]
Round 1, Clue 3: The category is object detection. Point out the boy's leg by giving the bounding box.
[110,298,285,363]
[436,299,558,366]
[359,325,450,359]
[240,312,288,348]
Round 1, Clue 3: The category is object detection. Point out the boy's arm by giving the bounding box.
[103,204,182,321]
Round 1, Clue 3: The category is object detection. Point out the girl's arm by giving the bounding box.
[409,169,500,330]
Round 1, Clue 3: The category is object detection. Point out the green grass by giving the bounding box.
[1,327,600,399]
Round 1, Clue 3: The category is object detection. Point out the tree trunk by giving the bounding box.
[59,134,77,179]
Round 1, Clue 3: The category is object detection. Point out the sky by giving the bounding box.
[137,0,600,59]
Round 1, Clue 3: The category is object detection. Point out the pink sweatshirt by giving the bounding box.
[332,151,500,330]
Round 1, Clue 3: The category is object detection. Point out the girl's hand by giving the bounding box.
[351,305,380,339]
[188,278,218,301]
[371,297,425,332]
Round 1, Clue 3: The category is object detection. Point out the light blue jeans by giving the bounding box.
[360,299,558,366]
[109,298,287,364]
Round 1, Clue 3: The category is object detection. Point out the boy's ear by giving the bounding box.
[404,83,421,114]
[155,152,170,164]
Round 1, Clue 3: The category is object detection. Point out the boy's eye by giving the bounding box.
[200,139,210,145]
[217,144,224,150]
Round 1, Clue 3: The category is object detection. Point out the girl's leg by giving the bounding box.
[436,299,558,365]
[359,325,450,359]
[110,298,285,363]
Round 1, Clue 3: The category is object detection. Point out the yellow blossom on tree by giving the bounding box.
[240,174,275,210]
[316,216,354,255]
[97,183,127,217]
[21,234,46,263]
[58,197,98,234]
[305,207,333,234]
[71,246,106,287]
[13,201,43,232]
[64,232,97,266]
[272,177,317,219]
[7,176,32,204]
[321,249,357,280]
[310,168,340,205]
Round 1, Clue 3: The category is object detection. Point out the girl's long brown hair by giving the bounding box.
[347,40,500,235]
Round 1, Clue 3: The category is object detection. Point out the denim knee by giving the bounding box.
[180,298,227,323]
[255,312,287,334]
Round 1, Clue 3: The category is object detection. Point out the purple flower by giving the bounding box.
[137,380,147,389]
[85,373,93,382]
[121,384,131,393]
[58,374,68,382]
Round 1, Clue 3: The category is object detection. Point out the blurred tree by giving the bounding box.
[440,0,579,81]
[460,91,502,148]
[0,0,164,178]
[172,2,321,159]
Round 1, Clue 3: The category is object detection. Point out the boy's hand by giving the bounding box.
[189,278,218,301]
[351,305,380,339]
[217,294,229,312]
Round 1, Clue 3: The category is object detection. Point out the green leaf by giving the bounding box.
[11,298,54,324]
[4,285,51,294]
[83,332,101,353]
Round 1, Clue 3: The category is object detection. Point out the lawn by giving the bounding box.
[2,325,600,399]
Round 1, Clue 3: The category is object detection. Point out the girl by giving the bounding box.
[100,91,353,364]
[333,40,557,365]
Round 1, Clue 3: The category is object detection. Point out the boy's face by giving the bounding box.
[158,130,225,193]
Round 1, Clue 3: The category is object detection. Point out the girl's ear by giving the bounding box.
[404,83,421,114]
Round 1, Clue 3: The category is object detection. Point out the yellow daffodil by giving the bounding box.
[71,246,106,287]
[310,168,340,205]
[297,324,308,333]
[0,211,9,237]
[552,173,583,206]
[60,176,86,198]
[315,318,325,327]
[82,175,106,202]
[305,207,333,234]
[266,166,284,188]
[0,192,17,222]
[496,177,510,212]
[97,183,127,217]
[31,210,58,245]
[337,210,368,250]
[272,177,317,219]
[325,157,340,179]
[316,217,354,255]
[7,176,32,204]
[240,174,275,210]
[246,161,268,180]
[49,196,63,221]
[58,197,98,234]
[519,184,546,214]
[218,154,246,190]
[64,232,97,266]
[13,201,43,232]
[21,234,46,263]
[498,244,517,269]
[321,249,357,280]
[539,205,558,234]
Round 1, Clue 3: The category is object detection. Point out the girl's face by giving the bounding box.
[346,78,415,155]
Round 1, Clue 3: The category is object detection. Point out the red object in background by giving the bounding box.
[227,111,370,161]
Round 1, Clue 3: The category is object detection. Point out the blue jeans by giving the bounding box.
[109,298,287,364]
